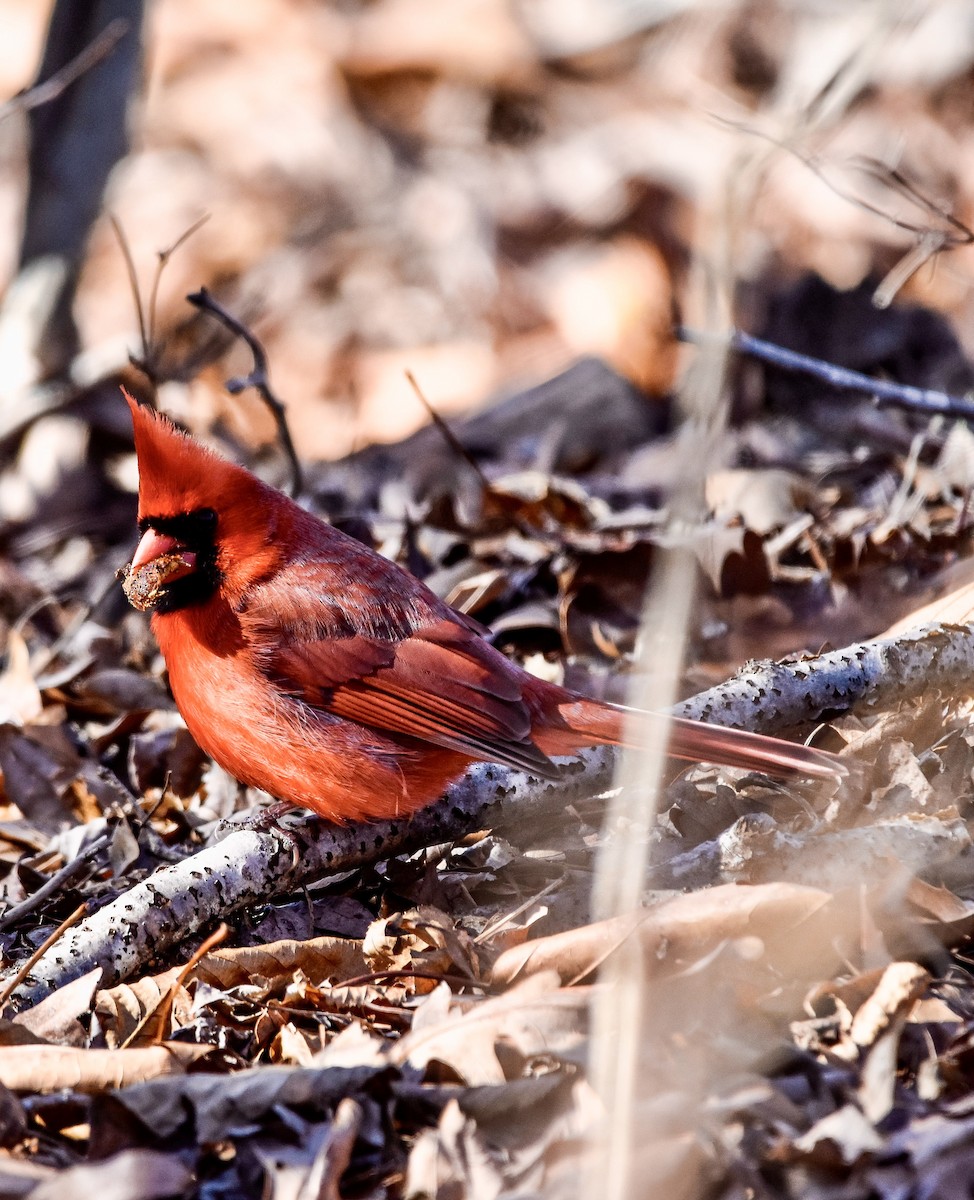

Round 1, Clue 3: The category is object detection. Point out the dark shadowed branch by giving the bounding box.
[679,326,974,421]
[187,287,304,497]
[0,16,129,119]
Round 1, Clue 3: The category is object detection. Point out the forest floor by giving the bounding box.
[4,2,974,1197]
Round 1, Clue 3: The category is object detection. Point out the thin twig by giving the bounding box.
[873,231,946,310]
[124,922,229,1048]
[848,157,972,246]
[186,287,304,497]
[0,18,129,121]
[405,369,496,494]
[320,968,486,991]
[0,903,88,1012]
[678,325,974,421]
[474,877,562,944]
[110,215,148,362]
[113,217,211,380]
[147,216,210,353]
[404,369,559,545]
[0,833,112,932]
[715,112,974,247]
[714,112,973,302]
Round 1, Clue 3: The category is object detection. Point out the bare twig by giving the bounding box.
[797,153,971,247]
[110,215,148,360]
[124,922,228,1048]
[716,110,974,302]
[678,325,974,421]
[0,832,112,932]
[186,287,304,497]
[404,369,546,543]
[322,968,485,990]
[147,217,210,353]
[0,903,88,1013]
[473,877,562,945]
[405,370,495,494]
[112,216,210,380]
[0,17,129,120]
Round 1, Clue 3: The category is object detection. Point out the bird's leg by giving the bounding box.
[248,799,299,831]
[211,799,305,865]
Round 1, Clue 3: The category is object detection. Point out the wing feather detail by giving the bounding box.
[245,563,557,775]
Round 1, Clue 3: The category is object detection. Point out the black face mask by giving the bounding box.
[125,508,221,613]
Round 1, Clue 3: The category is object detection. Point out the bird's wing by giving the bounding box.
[243,562,561,778]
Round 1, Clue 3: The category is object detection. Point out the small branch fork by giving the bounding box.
[114,215,210,378]
[186,287,304,498]
[679,326,974,421]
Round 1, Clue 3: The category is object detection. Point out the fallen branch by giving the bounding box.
[9,621,974,1008]
[0,903,88,1013]
[679,326,974,421]
[675,621,974,728]
[10,748,616,1007]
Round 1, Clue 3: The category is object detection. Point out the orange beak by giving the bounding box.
[131,528,197,574]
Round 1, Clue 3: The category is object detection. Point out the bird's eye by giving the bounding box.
[193,508,217,532]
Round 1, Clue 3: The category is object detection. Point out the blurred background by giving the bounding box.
[6,0,974,673]
[5,0,974,457]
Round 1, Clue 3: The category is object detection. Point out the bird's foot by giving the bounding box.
[246,799,299,832]
[212,800,304,863]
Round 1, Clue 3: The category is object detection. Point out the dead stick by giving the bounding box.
[186,287,304,497]
[679,325,974,421]
[126,923,229,1048]
[0,903,88,1012]
[1,18,129,120]
[0,834,111,932]
[9,750,618,1008]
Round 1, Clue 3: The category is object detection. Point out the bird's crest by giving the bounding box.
[124,389,252,522]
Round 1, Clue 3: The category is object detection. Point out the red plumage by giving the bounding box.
[122,391,843,822]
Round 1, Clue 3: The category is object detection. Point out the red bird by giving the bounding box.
[121,392,843,822]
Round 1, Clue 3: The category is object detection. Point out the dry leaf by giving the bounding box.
[391,972,587,1086]
[491,882,840,987]
[364,907,480,993]
[0,1043,212,1093]
[193,936,368,991]
[790,1105,884,1167]
[0,632,41,726]
[28,1149,193,1200]
[705,468,809,535]
[14,968,101,1046]
[96,968,187,1048]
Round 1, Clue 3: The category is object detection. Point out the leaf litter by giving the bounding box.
[7,1,974,1197]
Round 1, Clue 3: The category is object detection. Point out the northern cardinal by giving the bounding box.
[121,392,843,822]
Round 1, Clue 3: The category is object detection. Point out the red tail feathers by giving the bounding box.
[537,697,844,781]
